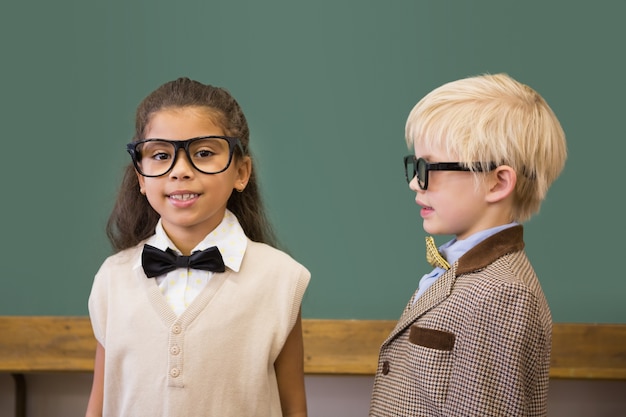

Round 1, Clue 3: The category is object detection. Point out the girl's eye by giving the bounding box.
[190,138,228,159]
[139,141,174,162]
[194,149,215,158]
[152,151,172,161]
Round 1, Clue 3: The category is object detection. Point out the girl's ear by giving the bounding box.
[485,165,516,203]
[136,171,146,195]
[234,156,252,192]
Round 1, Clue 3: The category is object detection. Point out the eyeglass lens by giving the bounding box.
[134,138,234,177]
[404,156,427,189]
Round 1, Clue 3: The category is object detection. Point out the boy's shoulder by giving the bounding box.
[453,225,547,305]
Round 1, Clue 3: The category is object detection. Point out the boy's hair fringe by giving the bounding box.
[405,73,567,222]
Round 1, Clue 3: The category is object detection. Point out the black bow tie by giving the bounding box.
[141,244,226,278]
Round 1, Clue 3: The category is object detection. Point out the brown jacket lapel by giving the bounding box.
[383,225,526,346]
[385,268,456,345]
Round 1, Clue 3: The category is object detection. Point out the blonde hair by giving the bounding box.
[405,73,567,222]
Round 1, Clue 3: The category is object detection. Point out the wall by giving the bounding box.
[1,0,625,322]
[1,1,625,416]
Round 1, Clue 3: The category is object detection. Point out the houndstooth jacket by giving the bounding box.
[369,226,552,417]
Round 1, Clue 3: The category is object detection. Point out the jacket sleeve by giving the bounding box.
[443,281,547,416]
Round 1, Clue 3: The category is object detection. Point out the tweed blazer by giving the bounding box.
[369,226,551,417]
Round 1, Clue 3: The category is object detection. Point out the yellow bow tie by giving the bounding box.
[425,236,450,270]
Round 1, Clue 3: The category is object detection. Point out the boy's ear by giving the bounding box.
[485,165,516,203]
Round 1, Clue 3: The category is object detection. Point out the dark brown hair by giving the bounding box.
[106,77,277,252]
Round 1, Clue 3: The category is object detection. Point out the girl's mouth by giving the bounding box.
[169,193,199,201]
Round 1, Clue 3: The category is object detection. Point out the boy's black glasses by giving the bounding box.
[404,155,497,190]
[127,136,243,177]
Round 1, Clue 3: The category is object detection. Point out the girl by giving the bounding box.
[86,78,310,417]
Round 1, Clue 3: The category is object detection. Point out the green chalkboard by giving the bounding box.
[1,1,625,323]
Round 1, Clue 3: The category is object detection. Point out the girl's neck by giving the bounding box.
[164,226,216,256]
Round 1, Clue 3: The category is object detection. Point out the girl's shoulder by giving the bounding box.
[245,240,309,273]
[99,240,146,270]
[245,239,293,260]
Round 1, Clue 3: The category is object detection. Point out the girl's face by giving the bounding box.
[137,106,250,252]
[410,142,495,240]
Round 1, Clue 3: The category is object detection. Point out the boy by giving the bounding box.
[369,73,567,417]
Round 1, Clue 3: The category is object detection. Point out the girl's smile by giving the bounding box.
[137,106,250,253]
[167,191,201,207]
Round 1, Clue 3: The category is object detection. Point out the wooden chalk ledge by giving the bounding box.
[0,317,625,379]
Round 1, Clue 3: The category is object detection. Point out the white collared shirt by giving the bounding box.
[139,209,247,316]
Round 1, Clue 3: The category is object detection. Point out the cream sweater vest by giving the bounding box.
[89,239,310,417]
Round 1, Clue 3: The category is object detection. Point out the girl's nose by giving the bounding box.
[169,150,194,178]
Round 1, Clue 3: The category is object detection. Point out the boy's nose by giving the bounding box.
[408,176,421,192]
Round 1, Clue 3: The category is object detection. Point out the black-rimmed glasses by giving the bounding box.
[127,136,243,177]
[403,155,497,190]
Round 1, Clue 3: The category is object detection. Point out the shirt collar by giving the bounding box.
[439,222,518,266]
[143,209,247,272]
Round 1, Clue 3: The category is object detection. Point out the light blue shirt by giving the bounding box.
[412,222,518,304]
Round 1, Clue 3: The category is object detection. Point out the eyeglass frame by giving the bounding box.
[403,155,497,190]
[126,136,244,177]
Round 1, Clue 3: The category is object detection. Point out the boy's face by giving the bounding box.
[410,142,495,240]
